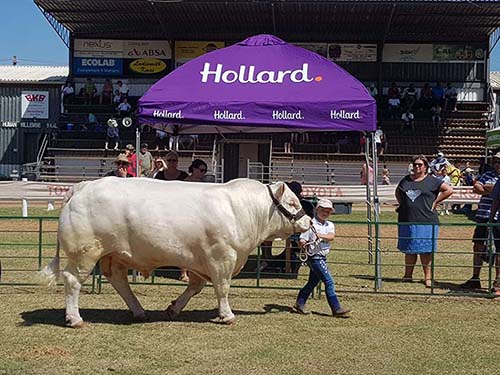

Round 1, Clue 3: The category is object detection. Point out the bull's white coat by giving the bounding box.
[40,178,310,326]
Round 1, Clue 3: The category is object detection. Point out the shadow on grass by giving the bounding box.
[20,307,268,327]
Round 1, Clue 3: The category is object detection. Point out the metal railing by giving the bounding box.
[1,216,498,298]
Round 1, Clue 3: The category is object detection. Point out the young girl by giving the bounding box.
[293,199,351,318]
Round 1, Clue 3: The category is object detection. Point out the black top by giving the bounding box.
[154,170,188,181]
[396,174,442,224]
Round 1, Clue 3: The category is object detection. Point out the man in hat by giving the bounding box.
[105,154,133,178]
[461,152,500,289]
[430,152,449,175]
[124,144,141,177]
[293,198,351,318]
[137,143,154,177]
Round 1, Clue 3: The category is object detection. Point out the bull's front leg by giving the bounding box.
[165,272,206,319]
[207,249,237,324]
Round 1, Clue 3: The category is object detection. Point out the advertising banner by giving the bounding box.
[294,43,328,57]
[73,39,172,77]
[73,57,123,76]
[486,128,500,148]
[21,91,49,119]
[327,44,377,62]
[433,44,485,61]
[174,41,225,67]
[382,44,433,63]
[74,39,124,58]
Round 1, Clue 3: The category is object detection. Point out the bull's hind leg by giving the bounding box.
[62,261,94,328]
[165,272,206,319]
[101,255,146,321]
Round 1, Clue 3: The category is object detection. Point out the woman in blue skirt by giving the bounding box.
[396,155,453,286]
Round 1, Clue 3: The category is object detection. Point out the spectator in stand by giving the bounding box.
[419,82,434,110]
[430,152,449,175]
[124,144,141,177]
[360,160,374,185]
[152,157,168,179]
[460,152,500,290]
[396,155,453,287]
[400,108,415,134]
[163,151,188,180]
[117,98,132,117]
[105,154,133,178]
[61,81,74,112]
[155,128,169,151]
[402,83,418,111]
[447,160,463,211]
[431,103,442,126]
[137,143,154,177]
[387,82,401,119]
[458,167,475,214]
[382,168,391,185]
[117,80,129,100]
[432,81,445,107]
[368,83,378,99]
[84,77,97,105]
[334,134,351,153]
[101,78,114,105]
[374,127,386,156]
[113,89,121,105]
[444,82,458,112]
[436,166,452,215]
[105,124,120,151]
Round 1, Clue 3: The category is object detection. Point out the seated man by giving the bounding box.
[387,82,401,120]
[400,109,415,134]
[444,82,458,112]
[117,98,132,117]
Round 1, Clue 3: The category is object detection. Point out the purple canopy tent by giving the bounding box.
[137,34,381,287]
[137,34,376,134]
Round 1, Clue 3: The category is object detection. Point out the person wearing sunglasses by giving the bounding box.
[185,159,208,182]
[105,154,133,178]
[395,154,453,287]
[163,151,188,181]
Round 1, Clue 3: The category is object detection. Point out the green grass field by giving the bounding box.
[1,205,500,374]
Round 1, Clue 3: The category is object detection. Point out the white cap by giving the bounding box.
[316,199,333,210]
[437,152,444,157]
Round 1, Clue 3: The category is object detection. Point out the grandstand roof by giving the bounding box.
[35,0,500,43]
[491,71,500,89]
[0,66,68,84]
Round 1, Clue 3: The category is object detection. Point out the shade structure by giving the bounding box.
[137,34,376,134]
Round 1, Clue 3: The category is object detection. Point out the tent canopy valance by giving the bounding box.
[137,34,376,134]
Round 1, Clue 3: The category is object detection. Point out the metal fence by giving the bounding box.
[1,216,498,298]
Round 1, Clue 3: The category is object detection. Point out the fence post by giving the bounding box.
[256,245,261,288]
[487,223,494,297]
[22,199,28,217]
[38,218,43,270]
[431,224,436,294]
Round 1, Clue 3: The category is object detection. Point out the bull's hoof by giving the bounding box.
[212,315,236,325]
[164,304,179,320]
[66,319,87,329]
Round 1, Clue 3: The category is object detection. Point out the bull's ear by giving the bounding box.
[274,182,286,202]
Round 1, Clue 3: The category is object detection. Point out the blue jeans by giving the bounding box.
[296,255,341,312]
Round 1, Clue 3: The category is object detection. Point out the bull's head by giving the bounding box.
[267,182,311,234]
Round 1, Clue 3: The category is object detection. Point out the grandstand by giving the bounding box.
[1,1,500,183]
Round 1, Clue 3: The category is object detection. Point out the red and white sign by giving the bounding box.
[21,91,49,119]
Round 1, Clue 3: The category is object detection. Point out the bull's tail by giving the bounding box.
[37,237,61,287]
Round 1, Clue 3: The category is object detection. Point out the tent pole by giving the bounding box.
[364,133,373,267]
[135,125,140,177]
[371,132,382,291]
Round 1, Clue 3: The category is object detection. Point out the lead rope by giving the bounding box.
[298,224,321,264]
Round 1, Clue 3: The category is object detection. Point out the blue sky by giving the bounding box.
[1,0,500,70]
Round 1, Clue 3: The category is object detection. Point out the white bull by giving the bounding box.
[39,178,310,327]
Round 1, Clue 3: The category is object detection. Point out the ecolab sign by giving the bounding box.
[199,63,322,84]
